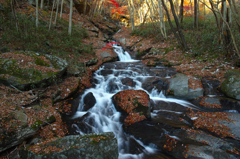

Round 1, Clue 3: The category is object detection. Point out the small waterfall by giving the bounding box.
[112,44,136,62]
[74,44,196,158]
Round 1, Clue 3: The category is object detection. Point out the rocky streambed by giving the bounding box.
[64,45,240,159]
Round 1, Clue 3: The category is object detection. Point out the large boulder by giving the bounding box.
[0,51,68,91]
[112,89,151,126]
[221,74,240,100]
[168,73,203,99]
[20,132,118,159]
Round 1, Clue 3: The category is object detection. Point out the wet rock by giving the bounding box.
[201,78,223,96]
[219,113,240,140]
[221,74,240,100]
[123,120,174,149]
[83,92,96,111]
[127,137,145,154]
[171,129,239,159]
[112,89,151,126]
[151,111,192,128]
[152,100,194,113]
[20,132,118,159]
[0,51,68,91]
[142,77,168,95]
[168,73,203,99]
[66,112,94,135]
[107,82,119,93]
[168,73,188,97]
[121,77,136,87]
[99,69,114,76]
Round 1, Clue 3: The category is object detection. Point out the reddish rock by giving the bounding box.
[112,89,151,126]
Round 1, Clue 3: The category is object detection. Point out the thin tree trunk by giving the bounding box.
[68,0,73,36]
[11,0,19,32]
[179,0,184,23]
[194,0,197,28]
[209,0,240,57]
[127,0,134,30]
[54,0,59,24]
[141,8,149,26]
[36,0,39,27]
[84,0,87,15]
[161,0,183,48]
[49,0,56,30]
[169,0,188,50]
[40,0,44,9]
[60,0,64,18]
[158,0,167,38]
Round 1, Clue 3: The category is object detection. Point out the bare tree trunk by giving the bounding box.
[84,0,87,15]
[68,0,73,36]
[54,0,59,24]
[210,0,240,57]
[169,0,188,50]
[127,0,135,30]
[36,0,39,27]
[158,0,167,38]
[162,0,188,50]
[49,0,56,30]
[141,8,149,26]
[60,0,64,18]
[11,0,19,31]
[179,0,184,23]
[194,0,198,28]
[40,0,44,9]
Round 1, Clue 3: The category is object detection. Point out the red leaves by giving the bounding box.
[163,135,178,152]
[114,89,149,126]
[108,0,120,8]
[187,110,235,138]
[101,42,119,50]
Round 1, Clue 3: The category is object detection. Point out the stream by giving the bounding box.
[70,44,198,158]
[67,44,240,159]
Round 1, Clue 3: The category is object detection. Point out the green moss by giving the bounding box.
[31,120,42,130]
[35,57,50,67]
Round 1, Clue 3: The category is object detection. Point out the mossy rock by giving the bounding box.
[221,74,240,100]
[0,51,68,91]
[20,132,118,159]
[224,69,240,78]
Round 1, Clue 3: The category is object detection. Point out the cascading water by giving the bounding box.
[73,44,197,158]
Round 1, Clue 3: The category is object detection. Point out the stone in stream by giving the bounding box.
[121,77,136,87]
[192,96,240,112]
[83,92,96,111]
[20,132,118,159]
[201,77,223,96]
[112,89,151,126]
[107,79,119,93]
[65,112,95,135]
[168,73,203,100]
[141,77,169,95]
[221,73,240,100]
